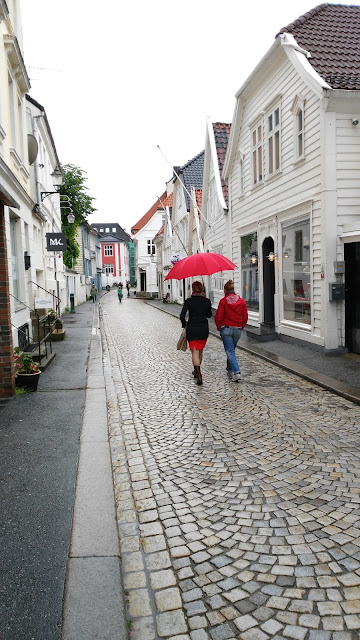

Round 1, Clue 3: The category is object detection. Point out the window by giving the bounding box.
[297,110,303,157]
[99,228,104,232]
[112,227,116,232]
[295,230,303,263]
[208,177,216,222]
[241,232,259,311]
[8,71,18,151]
[267,106,280,175]
[147,240,155,255]
[282,219,311,325]
[10,216,19,300]
[236,151,244,196]
[252,124,263,185]
[104,245,113,256]
[291,96,305,161]
[104,264,114,274]
[105,227,110,232]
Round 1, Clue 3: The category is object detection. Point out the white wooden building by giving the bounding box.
[222,4,360,353]
[131,194,167,297]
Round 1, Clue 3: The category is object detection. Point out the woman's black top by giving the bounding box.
[180,295,212,341]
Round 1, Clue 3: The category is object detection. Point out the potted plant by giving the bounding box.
[15,353,41,391]
[48,308,63,332]
[48,308,61,325]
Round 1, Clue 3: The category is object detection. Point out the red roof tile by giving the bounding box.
[154,225,164,239]
[277,4,360,90]
[161,193,173,207]
[195,189,202,214]
[213,123,231,207]
[131,191,167,234]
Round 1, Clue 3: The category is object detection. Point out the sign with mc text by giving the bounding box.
[46,232,66,252]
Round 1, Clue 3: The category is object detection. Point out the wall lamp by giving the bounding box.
[250,254,258,264]
[267,252,276,262]
[24,251,31,270]
[283,251,290,260]
[40,167,63,201]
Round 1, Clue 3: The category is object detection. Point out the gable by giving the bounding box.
[277,4,360,90]
[131,191,167,234]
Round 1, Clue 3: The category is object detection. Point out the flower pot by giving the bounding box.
[16,371,41,391]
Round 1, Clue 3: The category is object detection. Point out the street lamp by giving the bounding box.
[40,167,63,201]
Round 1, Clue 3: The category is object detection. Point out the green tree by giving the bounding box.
[60,164,96,269]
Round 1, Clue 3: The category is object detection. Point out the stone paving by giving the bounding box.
[100,293,360,640]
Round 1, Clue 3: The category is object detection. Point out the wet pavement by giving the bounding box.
[100,291,360,640]
[146,299,360,404]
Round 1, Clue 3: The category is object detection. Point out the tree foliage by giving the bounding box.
[60,164,97,269]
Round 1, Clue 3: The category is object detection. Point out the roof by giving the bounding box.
[153,225,164,240]
[131,191,167,235]
[160,192,173,208]
[213,123,231,206]
[176,150,205,210]
[90,223,131,243]
[98,234,128,244]
[195,189,202,214]
[276,3,360,90]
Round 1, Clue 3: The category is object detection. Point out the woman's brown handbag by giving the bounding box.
[176,328,187,351]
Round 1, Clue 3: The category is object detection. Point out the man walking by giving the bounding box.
[90,283,98,303]
[126,282,131,297]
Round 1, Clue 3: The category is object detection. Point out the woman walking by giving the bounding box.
[180,281,212,385]
[117,284,123,303]
[215,280,248,382]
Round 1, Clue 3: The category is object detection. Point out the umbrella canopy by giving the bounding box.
[164,252,237,281]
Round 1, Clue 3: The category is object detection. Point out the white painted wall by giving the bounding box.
[133,210,163,295]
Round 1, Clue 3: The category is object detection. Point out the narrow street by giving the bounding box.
[100,291,360,640]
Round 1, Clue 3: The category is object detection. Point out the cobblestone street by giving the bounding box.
[100,292,360,640]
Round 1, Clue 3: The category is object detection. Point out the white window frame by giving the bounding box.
[267,105,281,176]
[147,239,155,255]
[251,121,263,186]
[236,150,244,196]
[291,95,305,162]
[104,263,114,274]
[104,244,113,256]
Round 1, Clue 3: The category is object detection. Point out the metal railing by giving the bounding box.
[29,281,61,313]
[10,293,55,365]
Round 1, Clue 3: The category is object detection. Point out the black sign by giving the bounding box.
[46,232,67,252]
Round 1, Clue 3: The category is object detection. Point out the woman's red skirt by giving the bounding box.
[188,339,207,351]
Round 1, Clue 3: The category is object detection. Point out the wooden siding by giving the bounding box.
[228,54,325,338]
[336,116,360,223]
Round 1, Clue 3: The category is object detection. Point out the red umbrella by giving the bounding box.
[164,252,237,280]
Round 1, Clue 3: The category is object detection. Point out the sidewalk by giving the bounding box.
[0,298,126,640]
[145,299,360,405]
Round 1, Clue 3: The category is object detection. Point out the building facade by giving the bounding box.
[222,5,360,353]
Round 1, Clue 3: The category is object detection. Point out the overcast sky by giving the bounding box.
[22,0,354,233]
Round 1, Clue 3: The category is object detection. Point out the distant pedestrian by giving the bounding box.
[126,282,131,297]
[117,284,123,303]
[215,279,248,382]
[180,281,212,385]
[90,284,98,303]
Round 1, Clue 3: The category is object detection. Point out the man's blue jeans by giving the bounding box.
[220,326,242,374]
